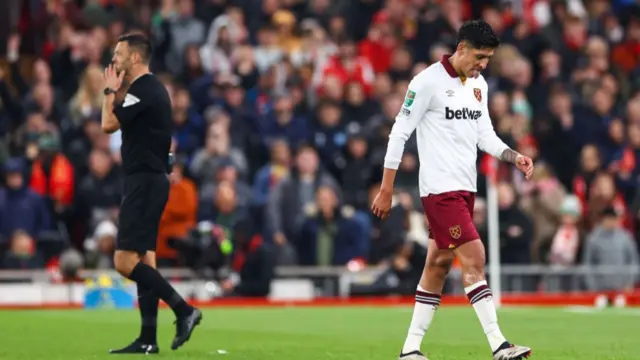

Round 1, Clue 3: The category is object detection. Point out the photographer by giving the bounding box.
[172,182,275,297]
[222,218,275,297]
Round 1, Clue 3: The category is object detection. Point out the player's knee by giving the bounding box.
[456,240,486,273]
[462,253,485,273]
[426,253,454,276]
[113,251,139,276]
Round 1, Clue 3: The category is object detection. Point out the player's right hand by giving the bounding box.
[371,189,393,219]
[103,64,124,91]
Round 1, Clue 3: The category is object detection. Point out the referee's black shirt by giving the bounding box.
[113,74,171,175]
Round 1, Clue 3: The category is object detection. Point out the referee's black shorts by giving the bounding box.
[117,172,170,254]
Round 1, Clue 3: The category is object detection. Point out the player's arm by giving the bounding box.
[476,86,512,161]
[101,65,125,134]
[477,110,526,164]
[101,91,120,134]
[380,77,432,193]
[476,84,533,178]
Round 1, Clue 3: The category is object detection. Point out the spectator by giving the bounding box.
[315,36,374,96]
[342,81,380,126]
[157,157,198,265]
[1,230,45,269]
[158,0,206,74]
[0,158,51,242]
[251,139,291,210]
[223,217,275,297]
[312,100,347,178]
[586,172,631,232]
[171,86,204,157]
[199,181,250,248]
[339,133,374,211]
[190,122,248,186]
[254,24,284,74]
[582,207,639,292]
[83,220,117,269]
[266,144,339,263]
[297,185,368,266]
[28,133,75,215]
[573,144,603,214]
[497,182,534,264]
[200,159,252,215]
[519,162,566,260]
[75,149,122,233]
[257,91,311,151]
[67,65,104,128]
[200,10,244,74]
[547,195,583,266]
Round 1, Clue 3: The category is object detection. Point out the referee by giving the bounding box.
[101,33,202,354]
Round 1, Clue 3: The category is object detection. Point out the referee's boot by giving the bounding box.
[109,339,159,355]
[171,307,203,350]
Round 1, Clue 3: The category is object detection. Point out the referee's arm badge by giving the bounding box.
[114,92,144,125]
[122,93,141,107]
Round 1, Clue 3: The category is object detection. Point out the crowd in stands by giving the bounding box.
[0,0,639,293]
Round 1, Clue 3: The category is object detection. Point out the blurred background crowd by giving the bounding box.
[0,0,639,296]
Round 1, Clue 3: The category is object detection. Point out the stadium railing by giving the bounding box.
[0,265,637,308]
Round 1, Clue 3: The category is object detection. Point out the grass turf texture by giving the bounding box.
[0,306,636,360]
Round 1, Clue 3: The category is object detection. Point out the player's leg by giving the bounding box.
[137,251,159,345]
[113,174,201,351]
[141,173,202,350]
[454,191,530,359]
[455,241,530,359]
[400,238,454,359]
[455,240,505,346]
[110,251,160,354]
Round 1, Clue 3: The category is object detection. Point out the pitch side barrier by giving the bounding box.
[0,265,637,308]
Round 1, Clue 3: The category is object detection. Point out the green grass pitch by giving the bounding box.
[0,306,636,359]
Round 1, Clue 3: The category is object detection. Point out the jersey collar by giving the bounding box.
[130,72,151,85]
[440,55,459,78]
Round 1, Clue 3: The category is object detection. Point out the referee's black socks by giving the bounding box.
[137,283,158,344]
[130,262,193,318]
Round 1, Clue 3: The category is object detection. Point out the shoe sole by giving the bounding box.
[109,347,159,355]
[109,350,159,355]
[500,350,531,360]
[171,310,203,351]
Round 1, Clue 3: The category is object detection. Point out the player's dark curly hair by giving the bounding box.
[457,20,500,49]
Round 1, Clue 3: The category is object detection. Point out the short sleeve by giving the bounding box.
[113,87,149,126]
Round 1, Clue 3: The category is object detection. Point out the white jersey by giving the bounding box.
[384,55,509,197]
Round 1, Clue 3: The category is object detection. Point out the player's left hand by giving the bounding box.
[515,154,534,180]
[371,189,393,219]
[103,64,124,91]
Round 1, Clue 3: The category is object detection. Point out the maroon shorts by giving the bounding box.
[421,191,479,250]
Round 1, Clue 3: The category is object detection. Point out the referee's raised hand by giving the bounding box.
[103,64,124,91]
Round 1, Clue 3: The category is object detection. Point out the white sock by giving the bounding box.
[401,285,441,355]
[464,280,507,352]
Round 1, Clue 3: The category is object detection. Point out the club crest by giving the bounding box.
[449,225,461,239]
[474,88,482,102]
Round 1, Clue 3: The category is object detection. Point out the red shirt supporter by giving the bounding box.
[316,38,375,96]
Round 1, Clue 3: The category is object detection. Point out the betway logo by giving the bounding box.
[445,107,482,120]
